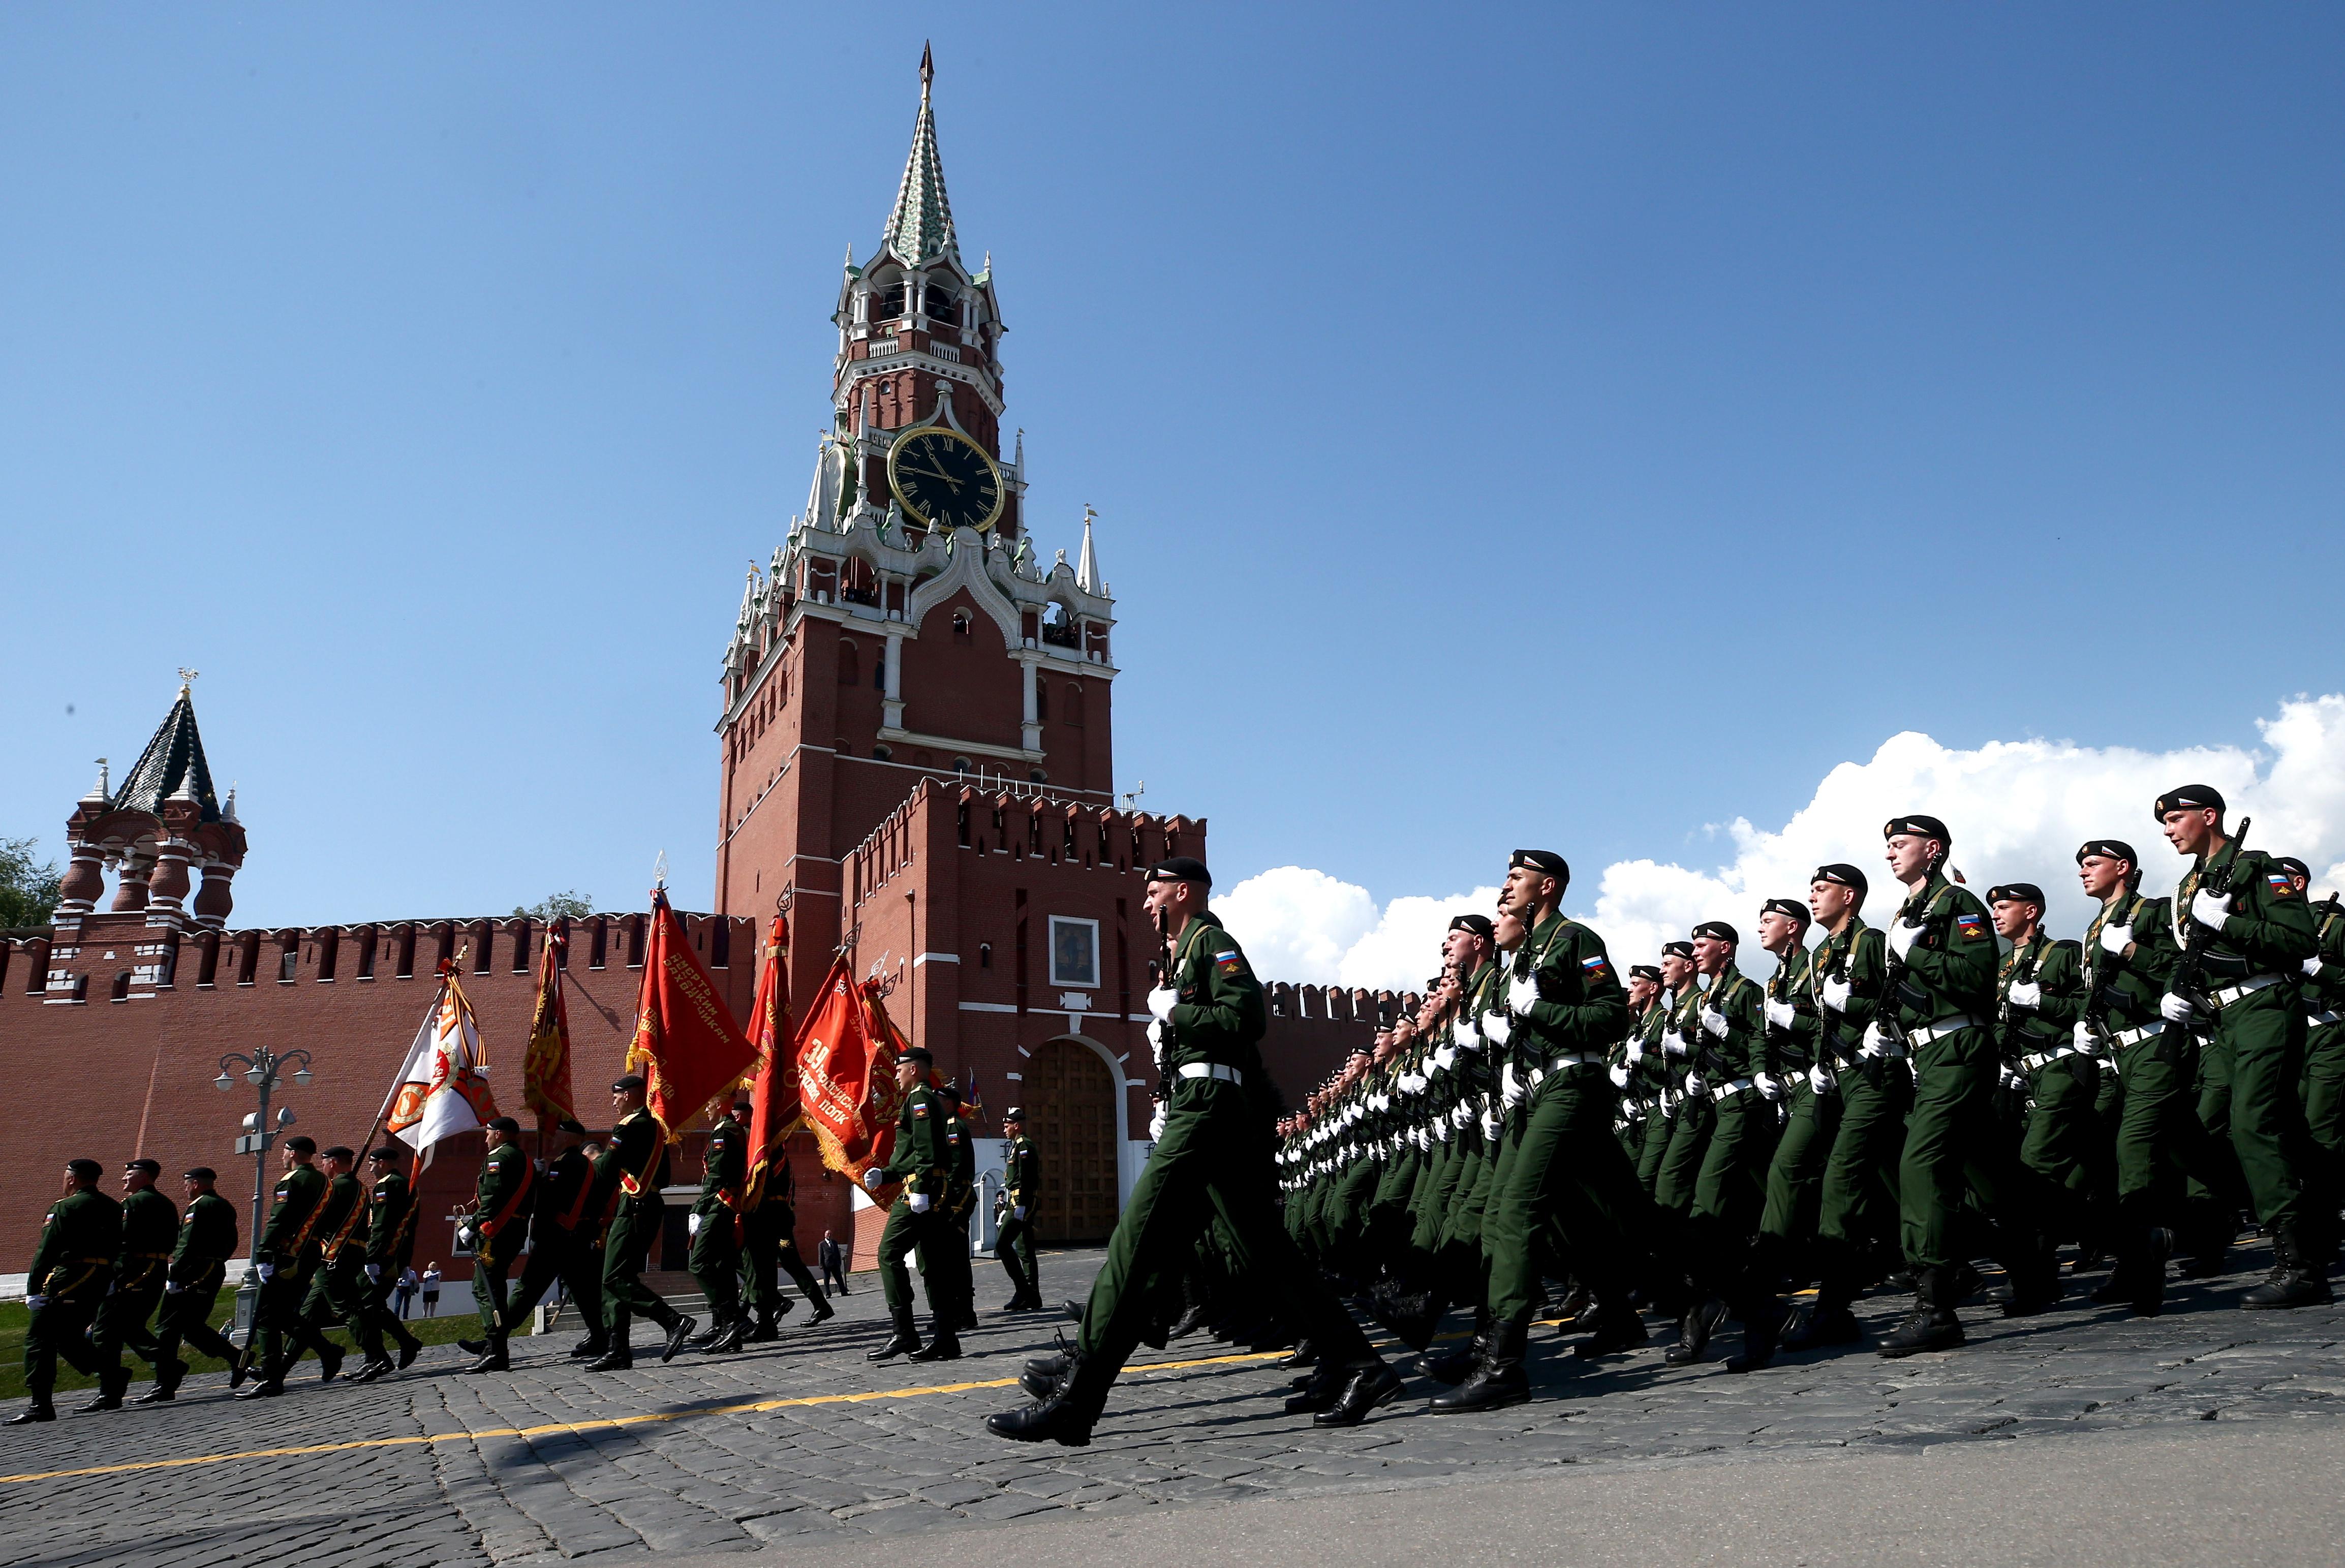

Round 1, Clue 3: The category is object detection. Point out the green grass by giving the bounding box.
[1,1294,533,1403]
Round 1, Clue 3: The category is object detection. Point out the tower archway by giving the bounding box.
[1024,1035,1121,1243]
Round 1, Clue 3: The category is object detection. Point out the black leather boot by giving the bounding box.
[7,1396,57,1424]
[77,1368,130,1413]
[908,1315,962,1362]
[1427,1319,1530,1413]
[867,1306,922,1362]
[1664,1297,1728,1366]
[134,1359,188,1404]
[1724,1298,1784,1374]
[1315,1362,1404,1427]
[2241,1226,2334,1309]
[466,1334,511,1374]
[1877,1267,1965,1357]
[986,1349,1102,1447]
[1423,1307,1489,1384]
[1573,1295,1649,1359]
[659,1315,698,1364]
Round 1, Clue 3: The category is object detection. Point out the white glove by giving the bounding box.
[24,1294,46,1310]
[2073,1021,2096,1050]
[2001,1069,2028,1092]
[1146,985,1179,1022]
[1013,1205,1027,1220]
[2191,889,2233,931]
[1499,1061,1521,1108]
[1808,1064,1834,1095]
[1609,1064,1631,1089]
[2308,957,2326,978]
[457,1226,479,1251]
[1482,1010,1511,1047]
[2007,980,2043,1009]
[1149,1111,1167,1140]
[862,1167,883,1191]
[1821,976,1853,1012]
[365,1263,382,1282]
[2159,992,2197,1024]
[2100,923,2132,956]
[165,1281,187,1295]
[1433,1046,1457,1071]
[1700,1007,1730,1038]
[1149,1017,1175,1050]
[908,1191,931,1213]
[1663,1030,1690,1058]
[1480,1110,1502,1141]
[1859,1022,1887,1059]
[1508,972,1539,1012]
[1452,1019,1478,1050]
[1683,1073,1708,1098]
[1625,1037,1645,1065]
[256,1262,275,1281]
[687,1212,703,1236]
[1887,919,1922,959]
[1755,1072,1785,1101]
[1764,997,1796,1029]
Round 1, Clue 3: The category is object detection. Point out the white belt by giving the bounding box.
[1715,1077,1756,1097]
[2108,1020,2166,1048]
[1905,1014,1984,1049]
[1176,1062,1243,1085]
[2311,1010,2342,1028]
[2022,1046,2087,1072]
[2208,974,2282,1009]
[1546,1051,1606,1073]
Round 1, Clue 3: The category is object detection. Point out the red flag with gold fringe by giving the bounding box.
[791,955,908,1199]
[627,889,758,1140]
[742,913,802,1207]
[522,926,577,1133]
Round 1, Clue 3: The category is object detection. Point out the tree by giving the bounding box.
[513,891,593,921]
[0,838,63,931]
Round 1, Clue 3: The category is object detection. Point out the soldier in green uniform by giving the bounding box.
[740,1137,835,1338]
[930,1081,981,1334]
[1875,815,2053,1357]
[864,1046,960,1363]
[1618,964,1674,1191]
[1434,849,1643,1412]
[134,1167,244,1402]
[993,857,1400,1444]
[235,1135,340,1399]
[1419,915,1508,1382]
[346,1147,424,1381]
[455,1119,535,1372]
[80,1158,178,1411]
[1986,883,2093,1269]
[689,1102,751,1351]
[589,1077,696,1369]
[2279,859,2345,1226]
[1668,921,1774,1367]
[493,1118,609,1361]
[1725,899,1826,1372]
[9,1159,119,1424]
[294,1146,365,1381]
[2154,785,2329,1305]
[994,1108,1042,1310]
[1786,864,1906,1348]
[1650,940,1715,1246]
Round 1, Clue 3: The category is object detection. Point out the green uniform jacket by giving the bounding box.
[2307,897,2345,1014]
[1885,871,1999,1029]
[2084,891,2177,1033]
[28,1187,121,1302]
[1809,918,1888,1062]
[1162,911,1267,1073]
[883,1084,950,1194]
[366,1170,420,1267]
[697,1120,748,1217]
[115,1185,179,1286]
[472,1142,534,1244]
[1698,963,1770,1079]
[317,1173,368,1261]
[1003,1134,1039,1208]
[530,1148,595,1241]
[170,1191,240,1286]
[1621,998,1675,1100]
[943,1111,977,1213]
[1766,946,1822,1068]
[259,1162,328,1262]
[596,1109,673,1212]
[1997,932,2084,1058]
[1510,912,1631,1058]
[2174,843,2318,980]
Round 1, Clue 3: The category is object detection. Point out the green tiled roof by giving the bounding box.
[116,689,221,822]
[883,45,958,265]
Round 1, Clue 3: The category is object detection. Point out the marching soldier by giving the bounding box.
[932,1081,981,1334]
[2155,785,2328,1305]
[994,1108,1042,1311]
[10,1159,120,1424]
[2280,859,2345,1222]
[1726,898,1826,1372]
[295,1146,367,1381]
[458,1119,535,1372]
[1669,921,1773,1367]
[741,1135,835,1338]
[236,1135,341,1399]
[993,857,1400,1444]
[689,1102,751,1352]
[1620,964,1675,1192]
[81,1157,178,1411]
[136,1165,244,1402]
[863,1046,959,1363]
[495,1118,609,1361]
[1988,883,2092,1269]
[590,1075,697,1369]
[347,1147,424,1381]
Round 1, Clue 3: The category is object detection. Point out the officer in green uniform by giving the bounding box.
[993,857,1400,1444]
[294,1146,364,1381]
[454,1119,534,1372]
[865,1046,958,1363]
[1986,883,2093,1267]
[994,1108,1042,1310]
[589,1077,696,1369]
[346,1147,424,1381]
[1669,921,1773,1367]
[1435,849,1643,1412]
[9,1159,119,1424]
[1726,898,1827,1373]
[1788,863,1906,1348]
[2154,785,2328,1305]
[740,1137,835,1338]
[2279,859,2345,1225]
[236,1135,338,1399]
[80,1157,178,1411]
[493,1118,608,1360]
[133,1166,243,1402]
[930,1081,981,1334]
[1876,815,2053,1357]
[689,1102,751,1351]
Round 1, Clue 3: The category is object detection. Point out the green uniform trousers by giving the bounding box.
[88,1270,169,1375]
[747,1205,827,1315]
[877,1197,948,1313]
[2112,1036,2207,1222]
[1653,1096,1714,1215]
[1817,1061,1911,1255]
[2210,994,2316,1239]
[2303,1019,2345,1224]
[467,1228,526,1337]
[1441,1136,1497,1251]
[21,1293,103,1396]
[689,1204,743,1324]
[994,1208,1037,1298]
[501,1227,605,1339]
[1635,1103,1674,1194]
[602,1195,682,1334]
[153,1268,240,1369]
[1758,1078,1842,1246]
[2019,1056,2102,1243]
[253,1254,328,1370]
[918,1202,976,1319]
[1482,1067,1648,1324]
[1898,1028,2032,1271]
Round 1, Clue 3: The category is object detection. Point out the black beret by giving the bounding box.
[1003,1106,1025,1122]
[485,1118,520,1135]
[936,1080,964,1105]
[1627,964,1662,982]
[284,1135,317,1155]
[321,1145,356,1161]
[182,1166,217,1182]
[1147,855,1212,888]
[557,1118,588,1135]
[365,1146,400,1163]
[1447,913,1495,940]
[1884,815,1952,847]
[1812,863,1870,896]
[1987,883,2046,907]
[733,1100,753,1114]
[611,1072,647,1093]
[1691,920,1739,944]
[1509,849,1570,884]
[901,1046,935,1067]
[1660,940,1694,959]
[1760,898,1810,923]
[67,1158,103,1180]
[2274,857,2310,882]
[2076,839,2136,866]
[125,1157,161,1176]
[2154,784,2225,820]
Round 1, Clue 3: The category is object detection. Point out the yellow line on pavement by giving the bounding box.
[0,1347,1292,1489]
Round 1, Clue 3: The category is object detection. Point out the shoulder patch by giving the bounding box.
[2269,873,2301,897]
[1215,949,1245,974]
[1580,954,1610,980]
[1954,911,1989,941]
[913,1103,929,1118]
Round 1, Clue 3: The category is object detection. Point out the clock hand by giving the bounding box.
[902,463,964,493]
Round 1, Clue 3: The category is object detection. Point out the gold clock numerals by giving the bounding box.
[886,425,1006,533]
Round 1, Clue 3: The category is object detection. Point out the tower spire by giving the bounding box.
[883,44,958,265]
[1076,505,1102,594]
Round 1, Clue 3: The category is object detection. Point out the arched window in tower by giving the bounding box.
[1064,683,1085,728]
[952,611,971,642]
[838,640,860,687]
[875,280,906,321]
[924,282,955,325]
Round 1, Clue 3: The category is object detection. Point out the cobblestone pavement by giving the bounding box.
[5,1242,2343,1567]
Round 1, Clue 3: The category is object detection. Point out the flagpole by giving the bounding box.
[354,959,454,1170]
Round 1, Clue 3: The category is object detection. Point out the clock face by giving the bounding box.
[885,425,1005,533]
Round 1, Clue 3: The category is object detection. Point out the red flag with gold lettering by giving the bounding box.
[791,955,907,1197]
[627,890,757,1140]
[522,926,577,1133]
[742,913,801,1207]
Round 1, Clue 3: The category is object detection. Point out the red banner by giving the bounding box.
[742,913,801,1209]
[628,890,758,1140]
[522,926,576,1133]
[791,956,908,1200]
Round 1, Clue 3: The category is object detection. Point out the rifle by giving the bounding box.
[2169,816,2253,1032]
[1995,939,2046,1071]
[1878,874,1951,1057]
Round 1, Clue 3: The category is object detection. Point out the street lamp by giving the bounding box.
[214,1045,316,1339]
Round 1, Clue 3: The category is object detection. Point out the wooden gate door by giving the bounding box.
[1028,1037,1119,1243]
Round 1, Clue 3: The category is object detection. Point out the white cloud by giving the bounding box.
[1218,694,2345,992]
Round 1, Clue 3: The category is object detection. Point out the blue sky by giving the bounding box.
[4,5,2341,946]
